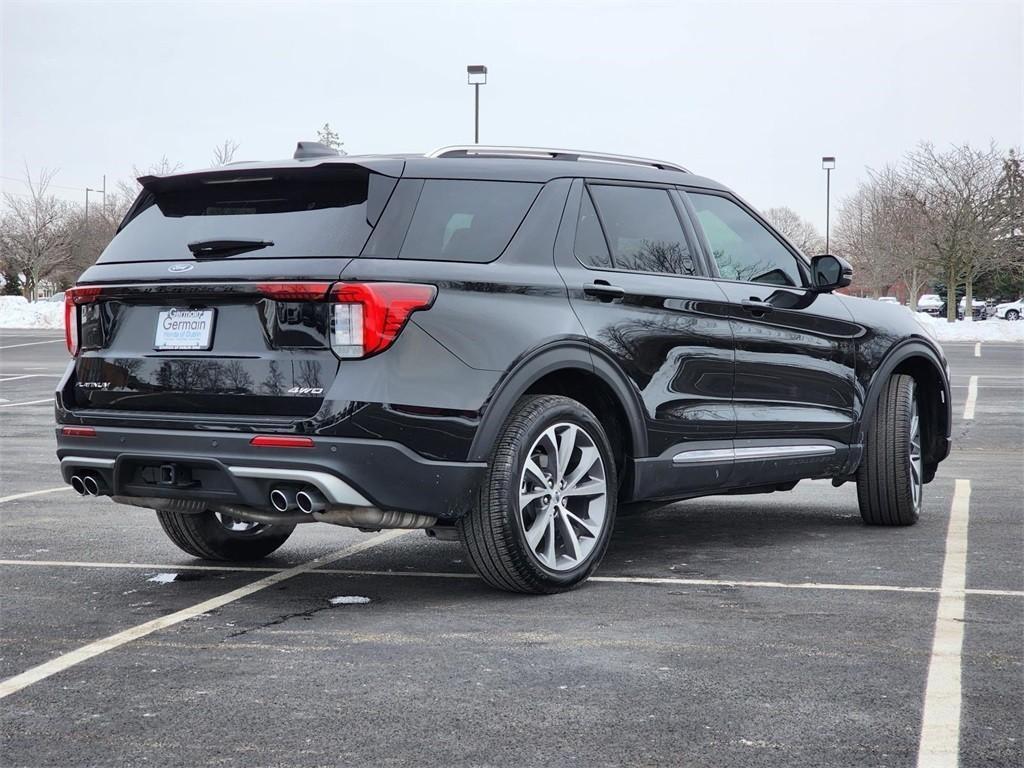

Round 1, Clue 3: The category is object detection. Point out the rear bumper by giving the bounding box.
[55,426,486,520]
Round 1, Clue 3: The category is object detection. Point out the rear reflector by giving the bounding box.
[330,282,436,359]
[61,426,96,437]
[249,435,315,448]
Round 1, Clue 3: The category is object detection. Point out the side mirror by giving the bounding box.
[810,254,853,293]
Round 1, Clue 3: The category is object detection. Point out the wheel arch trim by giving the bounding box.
[467,339,649,463]
[856,338,951,466]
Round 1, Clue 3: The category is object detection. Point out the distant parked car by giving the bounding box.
[878,297,901,305]
[993,298,1023,321]
[917,294,944,316]
[957,296,988,320]
[46,292,66,304]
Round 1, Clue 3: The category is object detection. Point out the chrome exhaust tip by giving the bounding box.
[270,487,296,513]
[70,475,87,496]
[82,475,101,496]
[295,488,325,515]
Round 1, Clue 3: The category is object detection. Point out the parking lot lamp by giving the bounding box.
[822,156,836,253]
[467,65,487,144]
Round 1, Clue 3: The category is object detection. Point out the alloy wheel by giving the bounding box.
[517,422,608,571]
[909,387,923,514]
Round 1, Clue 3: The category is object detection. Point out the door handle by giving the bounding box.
[741,298,773,314]
[583,283,625,302]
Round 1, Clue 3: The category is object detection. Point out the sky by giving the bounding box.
[2,0,1021,234]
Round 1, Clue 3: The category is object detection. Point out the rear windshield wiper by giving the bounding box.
[187,238,274,258]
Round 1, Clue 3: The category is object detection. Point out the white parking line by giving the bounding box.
[1,557,1021,597]
[0,374,62,382]
[0,529,411,700]
[0,340,63,350]
[916,479,971,768]
[0,398,54,408]
[0,487,72,504]
[962,377,978,420]
[973,342,980,357]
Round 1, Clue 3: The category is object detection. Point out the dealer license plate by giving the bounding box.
[154,308,215,351]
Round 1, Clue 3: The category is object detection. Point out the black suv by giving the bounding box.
[56,144,952,593]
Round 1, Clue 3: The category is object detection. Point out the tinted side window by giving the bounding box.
[688,193,804,287]
[398,180,540,262]
[588,185,696,276]
[574,189,612,268]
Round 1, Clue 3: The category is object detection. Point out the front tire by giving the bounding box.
[457,395,617,594]
[156,509,295,561]
[856,374,922,526]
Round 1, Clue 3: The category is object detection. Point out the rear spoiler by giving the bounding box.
[119,159,405,234]
[137,158,406,193]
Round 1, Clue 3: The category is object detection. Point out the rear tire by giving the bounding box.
[156,509,294,560]
[457,395,617,594]
[856,374,922,526]
[1007,309,1020,321]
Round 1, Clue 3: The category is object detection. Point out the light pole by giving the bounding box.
[466,65,487,144]
[822,156,835,253]
[85,186,105,222]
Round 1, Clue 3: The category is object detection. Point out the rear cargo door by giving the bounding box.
[69,162,400,420]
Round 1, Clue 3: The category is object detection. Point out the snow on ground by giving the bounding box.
[0,296,64,329]
[914,312,1024,342]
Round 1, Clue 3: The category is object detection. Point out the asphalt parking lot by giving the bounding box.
[0,329,1021,768]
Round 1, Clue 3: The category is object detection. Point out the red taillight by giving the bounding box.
[256,282,332,301]
[329,282,436,359]
[61,426,96,437]
[249,435,315,448]
[64,287,101,356]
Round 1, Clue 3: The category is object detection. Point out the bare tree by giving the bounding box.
[0,167,77,299]
[833,187,891,298]
[316,123,345,154]
[763,206,825,256]
[907,142,1004,321]
[864,166,933,309]
[989,148,1024,286]
[211,139,239,166]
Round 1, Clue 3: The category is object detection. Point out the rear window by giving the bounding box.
[99,166,381,263]
[398,180,540,262]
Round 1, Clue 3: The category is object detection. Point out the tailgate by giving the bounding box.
[71,282,339,418]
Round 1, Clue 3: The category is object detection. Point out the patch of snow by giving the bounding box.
[914,313,1024,343]
[147,573,178,584]
[0,296,64,329]
[329,595,371,605]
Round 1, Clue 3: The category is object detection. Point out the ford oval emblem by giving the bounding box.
[168,263,194,273]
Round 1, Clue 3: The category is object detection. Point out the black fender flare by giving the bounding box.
[856,338,951,465]
[467,339,649,463]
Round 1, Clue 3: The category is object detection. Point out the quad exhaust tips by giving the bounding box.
[70,473,108,496]
[295,488,327,515]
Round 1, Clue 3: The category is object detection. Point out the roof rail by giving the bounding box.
[426,145,689,173]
